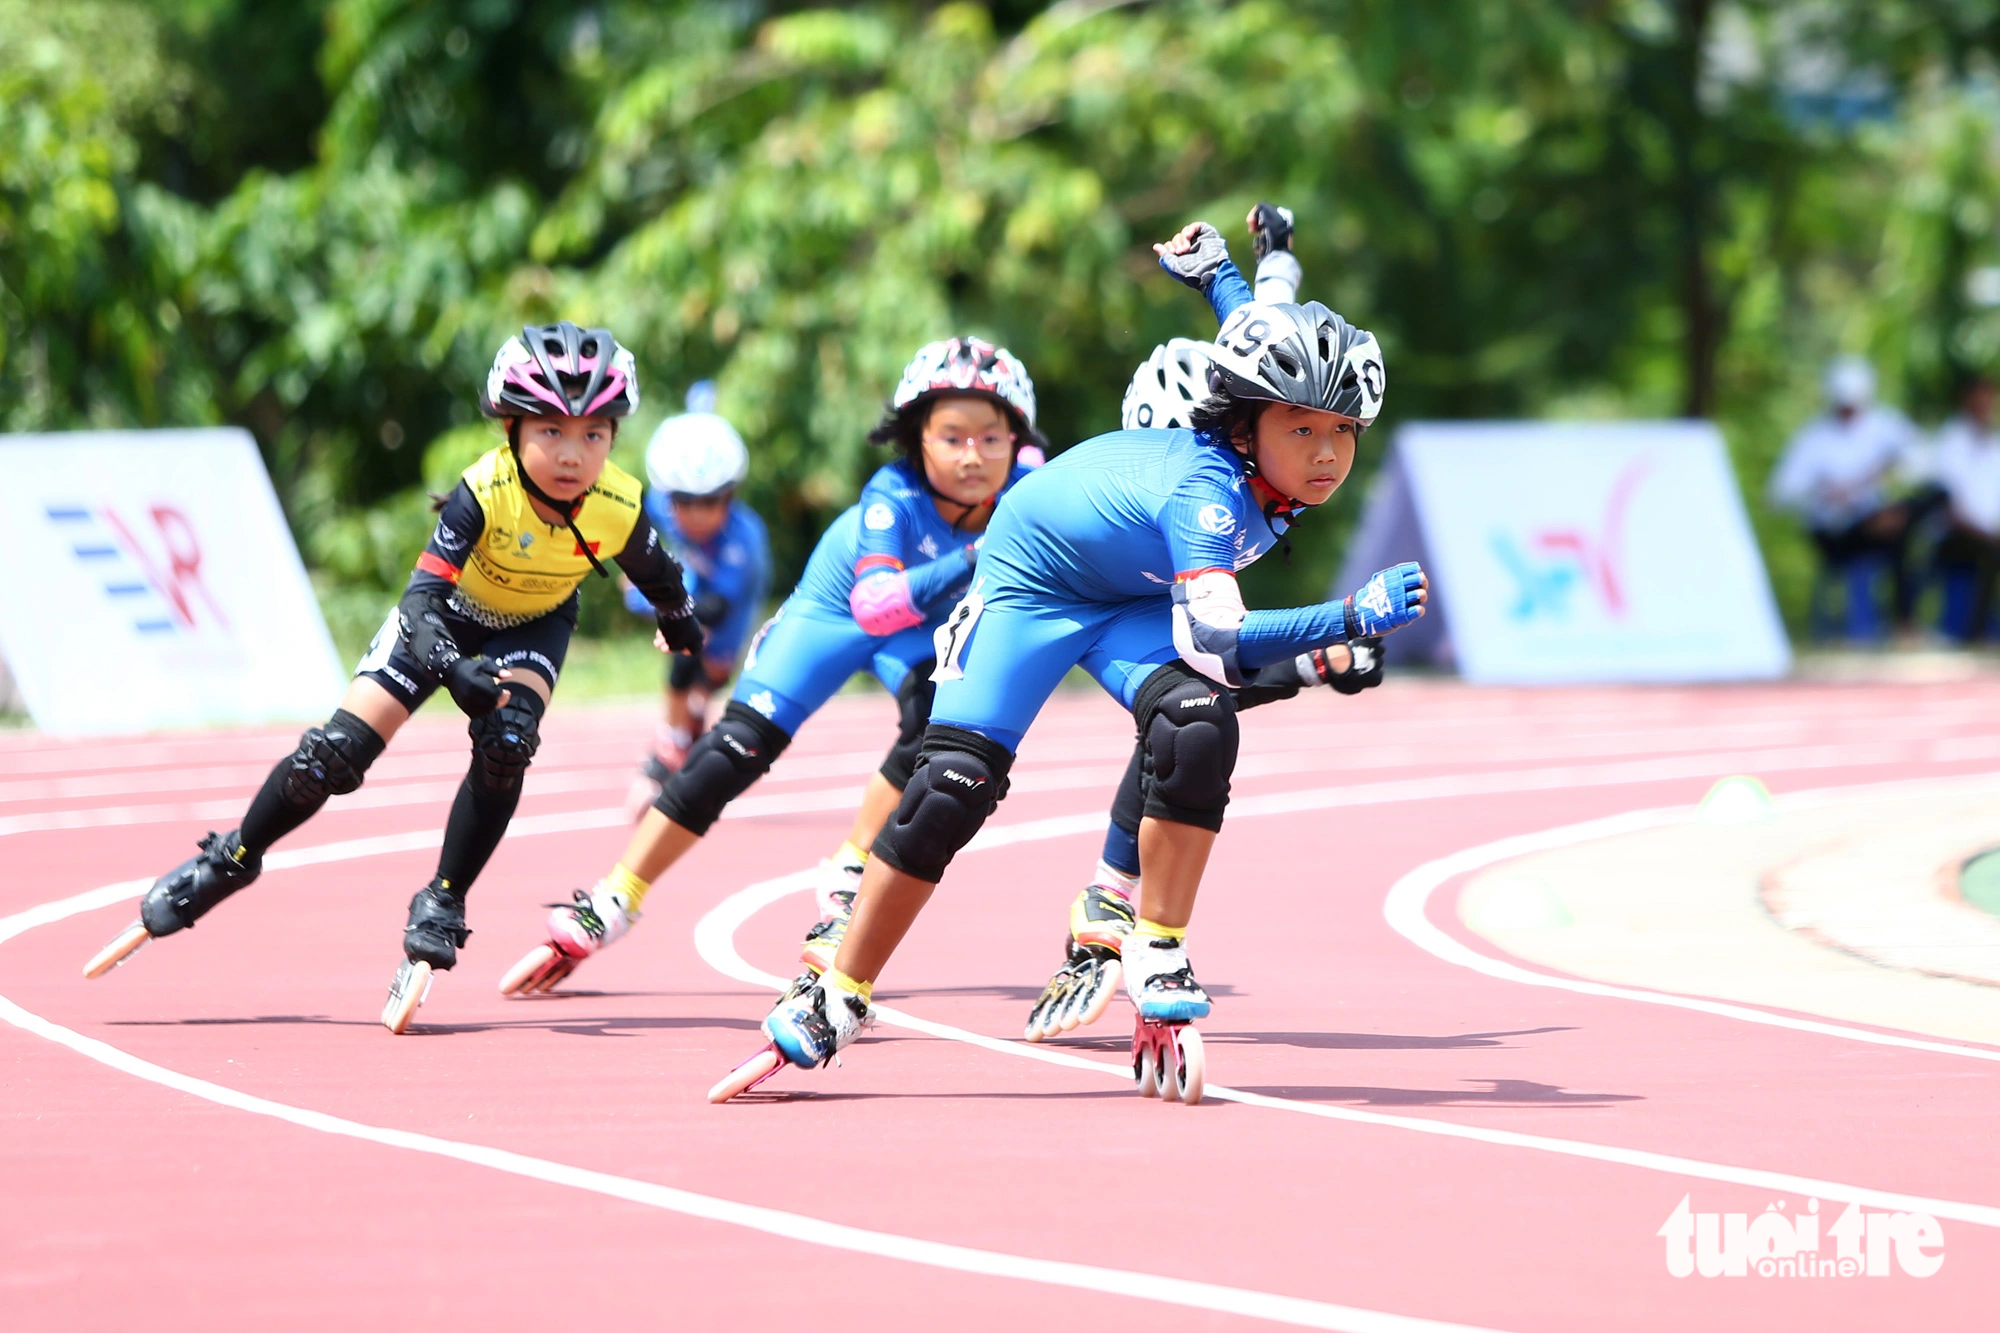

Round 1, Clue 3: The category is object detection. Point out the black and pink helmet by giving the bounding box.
[481,322,641,420]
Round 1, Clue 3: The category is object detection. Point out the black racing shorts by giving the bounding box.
[354,594,578,712]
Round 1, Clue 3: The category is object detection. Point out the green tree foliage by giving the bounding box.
[8,0,2000,640]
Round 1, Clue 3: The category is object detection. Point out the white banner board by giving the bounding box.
[1340,421,1790,684]
[0,429,348,735]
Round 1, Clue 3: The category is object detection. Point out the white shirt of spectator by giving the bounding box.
[1767,406,1918,531]
[1935,413,2000,538]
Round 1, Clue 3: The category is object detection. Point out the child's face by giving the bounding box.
[918,396,1015,510]
[671,492,731,543]
[1248,404,1358,507]
[515,416,616,503]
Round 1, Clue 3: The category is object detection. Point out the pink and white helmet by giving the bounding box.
[889,336,1038,432]
[481,322,641,419]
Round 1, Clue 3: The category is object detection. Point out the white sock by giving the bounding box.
[1092,860,1139,900]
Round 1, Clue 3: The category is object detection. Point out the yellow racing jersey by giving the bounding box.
[417,446,646,621]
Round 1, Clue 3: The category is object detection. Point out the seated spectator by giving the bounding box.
[1768,356,1924,639]
[1931,373,2000,642]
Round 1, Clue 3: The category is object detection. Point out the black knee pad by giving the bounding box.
[878,658,937,790]
[279,708,386,806]
[467,692,545,797]
[872,725,1014,883]
[1134,662,1238,832]
[654,700,791,835]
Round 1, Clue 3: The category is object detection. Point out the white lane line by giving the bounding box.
[692,817,2000,1231]
[0,891,1499,1329]
[1381,772,2000,1065]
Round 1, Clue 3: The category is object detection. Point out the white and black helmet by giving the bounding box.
[646,400,749,498]
[1121,338,1213,431]
[1206,301,1385,427]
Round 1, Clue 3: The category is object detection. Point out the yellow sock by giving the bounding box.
[833,840,869,872]
[605,863,652,912]
[822,968,873,1002]
[1133,919,1186,943]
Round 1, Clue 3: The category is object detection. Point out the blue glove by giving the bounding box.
[1343,562,1427,639]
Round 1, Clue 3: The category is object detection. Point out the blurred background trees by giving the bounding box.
[6,0,2000,649]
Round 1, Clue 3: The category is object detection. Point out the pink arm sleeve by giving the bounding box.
[849,570,925,635]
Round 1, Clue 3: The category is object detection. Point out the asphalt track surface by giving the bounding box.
[4,679,1997,1331]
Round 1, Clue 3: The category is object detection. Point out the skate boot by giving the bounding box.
[798,851,864,974]
[85,831,262,979]
[499,881,639,995]
[382,879,469,1034]
[1023,881,1134,1041]
[1122,931,1210,1023]
[762,974,872,1069]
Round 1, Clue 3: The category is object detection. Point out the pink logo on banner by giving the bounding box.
[1492,457,1651,622]
[49,501,231,635]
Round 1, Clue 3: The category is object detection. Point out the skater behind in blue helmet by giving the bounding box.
[1026,202,1388,1042]
[497,337,1042,995]
[752,289,1427,1079]
[621,382,771,815]
[83,323,705,1034]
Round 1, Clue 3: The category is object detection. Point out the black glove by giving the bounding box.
[444,655,507,717]
[1325,637,1385,696]
[691,590,729,626]
[397,588,462,676]
[655,603,705,655]
[1248,201,1295,262]
[1155,222,1231,293]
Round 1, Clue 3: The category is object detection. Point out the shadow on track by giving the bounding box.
[1037,1025,1574,1054]
[1231,1077,1642,1108]
[713,1088,1137,1105]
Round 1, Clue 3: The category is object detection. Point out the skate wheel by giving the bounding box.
[532,954,576,993]
[83,922,151,980]
[381,961,431,1034]
[499,944,557,996]
[1025,983,1063,1043]
[1070,958,1121,1030]
[1171,1026,1205,1106]
[708,1047,782,1103]
[1134,1044,1161,1098]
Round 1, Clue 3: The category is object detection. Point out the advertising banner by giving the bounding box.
[0,429,348,735]
[1338,421,1790,683]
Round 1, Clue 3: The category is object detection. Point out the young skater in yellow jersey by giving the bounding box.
[85,322,705,1033]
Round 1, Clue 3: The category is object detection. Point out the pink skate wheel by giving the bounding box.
[709,1047,782,1104]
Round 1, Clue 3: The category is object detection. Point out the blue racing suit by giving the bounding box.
[733,456,1031,736]
[929,429,1354,750]
[928,253,1337,750]
[626,495,771,677]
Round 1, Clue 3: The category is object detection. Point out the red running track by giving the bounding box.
[3,679,1997,1331]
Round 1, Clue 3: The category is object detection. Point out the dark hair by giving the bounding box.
[866,392,1040,461]
[1187,391,1265,450]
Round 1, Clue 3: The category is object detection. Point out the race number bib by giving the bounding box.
[355,609,401,675]
[930,588,985,682]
